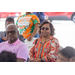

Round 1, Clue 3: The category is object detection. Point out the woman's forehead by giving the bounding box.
[42,23,50,27]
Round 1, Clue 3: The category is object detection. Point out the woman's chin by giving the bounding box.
[42,35,47,37]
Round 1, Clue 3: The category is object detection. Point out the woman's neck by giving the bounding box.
[41,36,50,44]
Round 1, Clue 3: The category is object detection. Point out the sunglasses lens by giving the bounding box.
[11,31,16,34]
[46,28,49,30]
[6,31,16,35]
[41,27,49,30]
[41,27,44,30]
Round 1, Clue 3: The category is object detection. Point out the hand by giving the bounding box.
[27,36,33,41]
[35,58,41,62]
[29,58,37,62]
[45,15,48,20]
[29,58,41,62]
[1,37,7,41]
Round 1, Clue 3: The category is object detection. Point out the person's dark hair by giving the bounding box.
[5,17,14,23]
[39,20,55,36]
[0,51,17,62]
[58,46,75,59]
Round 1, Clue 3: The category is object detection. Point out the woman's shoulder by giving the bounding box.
[50,36,59,43]
[32,38,41,45]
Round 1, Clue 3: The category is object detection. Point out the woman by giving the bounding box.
[29,20,59,62]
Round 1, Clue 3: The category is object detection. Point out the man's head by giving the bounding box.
[0,51,17,62]
[26,12,31,15]
[57,46,75,62]
[6,24,19,44]
[5,17,15,29]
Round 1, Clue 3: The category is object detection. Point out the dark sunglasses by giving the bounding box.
[6,31,16,35]
[41,27,49,30]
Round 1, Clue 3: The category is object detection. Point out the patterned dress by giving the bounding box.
[29,36,59,62]
[16,13,40,38]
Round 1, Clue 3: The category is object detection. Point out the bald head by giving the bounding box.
[6,24,18,31]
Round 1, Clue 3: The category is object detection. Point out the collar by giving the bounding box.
[39,36,53,40]
[6,39,20,45]
[38,36,53,43]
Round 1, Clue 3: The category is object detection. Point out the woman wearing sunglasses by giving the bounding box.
[29,20,60,62]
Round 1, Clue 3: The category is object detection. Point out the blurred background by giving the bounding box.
[0,12,75,48]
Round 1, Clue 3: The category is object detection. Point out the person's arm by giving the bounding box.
[0,38,3,42]
[0,31,6,42]
[29,46,35,62]
[29,40,37,62]
[27,14,40,41]
[18,34,24,42]
[17,44,29,62]
[1,37,7,41]
[41,39,59,62]
[31,23,39,36]
[27,23,39,41]
[17,58,25,62]
[29,39,41,62]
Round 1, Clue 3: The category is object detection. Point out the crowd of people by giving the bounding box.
[0,12,75,62]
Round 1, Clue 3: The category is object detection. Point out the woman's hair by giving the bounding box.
[39,20,55,36]
[58,46,75,59]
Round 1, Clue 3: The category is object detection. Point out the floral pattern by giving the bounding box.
[29,36,59,62]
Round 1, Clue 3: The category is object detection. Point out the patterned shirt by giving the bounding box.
[16,13,40,38]
[29,36,59,62]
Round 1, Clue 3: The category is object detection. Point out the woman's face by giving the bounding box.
[41,24,51,37]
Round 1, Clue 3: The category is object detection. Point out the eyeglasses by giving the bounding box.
[41,27,49,30]
[6,31,16,35]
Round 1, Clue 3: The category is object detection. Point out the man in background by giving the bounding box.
[0,17,24,43]
[16,12,40,41]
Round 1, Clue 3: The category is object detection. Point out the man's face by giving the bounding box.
[5,21,14,29]
[6,26,18,43]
